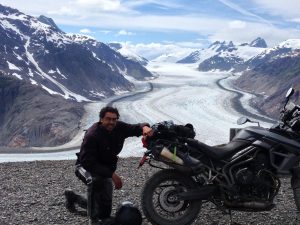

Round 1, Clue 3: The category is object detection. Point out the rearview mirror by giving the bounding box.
[284,87,295,110]
[286,88,294,98]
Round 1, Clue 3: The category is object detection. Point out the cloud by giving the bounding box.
[75,0,123,12]
[80,28,93,34]
[54,13,228,34]
[122,42,196,60]
[52,12,300,47]
[291,18,300,23]
[99,30,112,34]
[218,0,273,25]
[251,0,300,21]
[229,20,247,29]
[209,21,300,46]
[125,0,183,10]
[174,41,205,49]
[2,0,300,48]
[47,0,133,17]
[117,30,135,36]
[49,6,77,16]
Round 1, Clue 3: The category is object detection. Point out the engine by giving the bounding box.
[229,153,280,204]
[234,167,279,201]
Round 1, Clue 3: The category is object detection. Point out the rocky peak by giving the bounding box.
[250,37,267,48]
[0,4,21,15]
[108,43,122,51]
[228,41,234,47]
[209,41,222,48]
[176,50,202,64]
[37,15,62,32]
[209,41,236,52]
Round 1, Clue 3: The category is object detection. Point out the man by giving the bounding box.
[64,106,152,225]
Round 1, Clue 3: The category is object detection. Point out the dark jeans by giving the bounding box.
[74,177,113,221]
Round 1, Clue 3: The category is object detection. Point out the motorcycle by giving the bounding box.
[138,88,300,225]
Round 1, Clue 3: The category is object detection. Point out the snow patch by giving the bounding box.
[12,72,22,80]
[0,19,22,36]
[28,68,34,77]
[7,61,21,71]
[112,87,129,95]
[30,78,38,85]
[92,52,102,61]
[24,37,89,102]
[0,13,28,22]
[13,51,23,60]
[48,70,56,74]
[56,68,67,79]
[41,85,61,95]
[90,90,106,97]
[278,39,300,50]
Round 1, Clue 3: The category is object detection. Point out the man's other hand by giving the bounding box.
[143,126,153,137]
[112,172,123,190]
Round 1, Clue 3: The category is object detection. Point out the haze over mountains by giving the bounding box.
[1,3,300,148]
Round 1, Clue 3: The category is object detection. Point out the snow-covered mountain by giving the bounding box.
[108,42,149,66]
[246,39,300,70]
[0,4,153,101]
[177,38,267,72]
[0,4,153,148]
[234,39,300,118]
[151,48,195,63]
[249,37,268,48]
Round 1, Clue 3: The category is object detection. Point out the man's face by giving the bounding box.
[100,112,118,131]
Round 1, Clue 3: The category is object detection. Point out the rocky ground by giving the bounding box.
[0,158,298,225]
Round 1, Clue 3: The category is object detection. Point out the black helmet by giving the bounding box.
[115,201,142,225]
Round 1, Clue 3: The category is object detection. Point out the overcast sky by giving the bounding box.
[2,0,300,49]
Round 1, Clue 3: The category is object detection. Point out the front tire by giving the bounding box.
[141,169,201,225]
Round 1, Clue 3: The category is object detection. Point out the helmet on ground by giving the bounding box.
[115,201,142,225]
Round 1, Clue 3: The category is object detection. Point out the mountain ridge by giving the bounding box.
[177,38,267,71]
[0,4,153,147]
[0,3,153,101]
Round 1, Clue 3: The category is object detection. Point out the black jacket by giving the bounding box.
[77,121,146,178]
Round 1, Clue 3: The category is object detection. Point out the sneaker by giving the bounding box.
[64,189,76,213]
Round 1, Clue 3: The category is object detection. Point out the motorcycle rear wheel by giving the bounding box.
[141,169,201,225]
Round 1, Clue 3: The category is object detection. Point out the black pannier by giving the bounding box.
[151,120,195,141]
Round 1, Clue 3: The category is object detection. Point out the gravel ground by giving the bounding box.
[0,158,298,225]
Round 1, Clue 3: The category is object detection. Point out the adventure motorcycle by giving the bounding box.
[138,88,300,225]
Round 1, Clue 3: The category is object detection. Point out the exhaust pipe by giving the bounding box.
[224,200,274,211]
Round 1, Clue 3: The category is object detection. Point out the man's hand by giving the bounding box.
[112,172,123,190]
[143,126,153,137]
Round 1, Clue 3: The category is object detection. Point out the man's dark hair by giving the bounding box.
[99,106,120,119]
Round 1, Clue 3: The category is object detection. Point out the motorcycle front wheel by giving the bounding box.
[141,169,201,225]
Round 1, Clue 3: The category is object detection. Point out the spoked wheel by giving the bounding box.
[141,169,201,225]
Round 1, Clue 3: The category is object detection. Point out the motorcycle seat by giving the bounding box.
[185,138,252,160]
